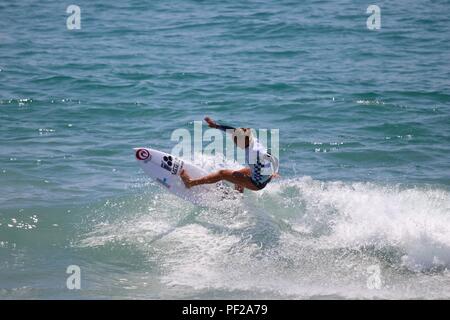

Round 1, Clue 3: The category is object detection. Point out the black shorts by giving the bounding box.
[251,177,272,190]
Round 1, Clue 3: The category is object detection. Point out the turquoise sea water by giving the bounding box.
[1,0,450,299]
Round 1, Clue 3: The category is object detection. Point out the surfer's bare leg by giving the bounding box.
[180,168,259,191]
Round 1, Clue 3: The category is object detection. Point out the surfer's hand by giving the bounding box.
[271,173,281,179]
[204,116,217,128]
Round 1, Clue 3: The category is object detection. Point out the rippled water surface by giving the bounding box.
[1,0,450,299]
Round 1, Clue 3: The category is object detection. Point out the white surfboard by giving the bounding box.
[134,147,234,206]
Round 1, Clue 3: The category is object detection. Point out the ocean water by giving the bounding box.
[1,0,450,299]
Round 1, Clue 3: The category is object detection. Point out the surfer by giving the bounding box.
[180,117,279,192]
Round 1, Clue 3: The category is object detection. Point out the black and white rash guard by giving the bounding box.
[246,138,279,187]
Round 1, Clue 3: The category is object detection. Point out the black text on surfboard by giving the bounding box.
[160,155,183,175]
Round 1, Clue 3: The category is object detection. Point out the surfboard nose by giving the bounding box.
[134,148,152,161]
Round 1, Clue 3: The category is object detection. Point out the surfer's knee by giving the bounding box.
[218,169,232,177]
[231,170,248,180]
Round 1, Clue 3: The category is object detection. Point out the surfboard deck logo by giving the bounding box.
[161,155,183,175]
[136,148,151,161]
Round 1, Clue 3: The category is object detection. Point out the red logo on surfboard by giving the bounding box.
[136,149,151,160]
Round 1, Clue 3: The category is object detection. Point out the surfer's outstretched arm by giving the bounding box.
[204,116,235,133]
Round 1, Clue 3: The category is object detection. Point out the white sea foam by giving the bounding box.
[78,154,450,298]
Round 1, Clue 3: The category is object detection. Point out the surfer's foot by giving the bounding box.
[180,169,193,188]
